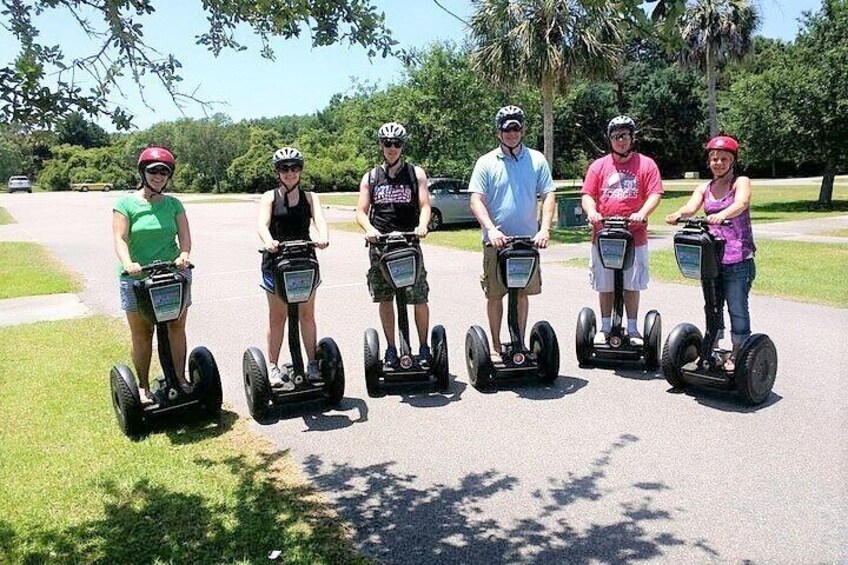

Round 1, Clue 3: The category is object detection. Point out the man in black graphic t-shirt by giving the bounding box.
[356,121,432,367]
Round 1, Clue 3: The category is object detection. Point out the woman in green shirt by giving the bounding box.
[112,147,192,404]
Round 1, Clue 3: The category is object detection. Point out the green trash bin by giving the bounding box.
[557,196,585,228]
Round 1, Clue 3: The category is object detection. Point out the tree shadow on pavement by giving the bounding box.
[304,434,720,564]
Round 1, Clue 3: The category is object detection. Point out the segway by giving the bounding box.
[109,261,223,438]
[465,237,559,390]
[364,232,449,397]
[243,241,345,420]
[575,217,662,370]
[662,218,777,404]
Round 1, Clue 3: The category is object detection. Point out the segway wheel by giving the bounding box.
[735,334,778,405]
[661,323,702,389]
[364,328,383,398]
[243,347,271,420]
[575,307,596,366]
[431,325,450,392]
[110,364,145,438]
[189,346,223,418]
[643,310,662,371]
[530,321,559,382]
[318,337,345,408]
[465,325,492,390]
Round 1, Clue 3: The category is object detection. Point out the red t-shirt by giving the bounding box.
[580,153,664,245]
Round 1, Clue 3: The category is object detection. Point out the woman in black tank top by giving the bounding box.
[257,147,329,388]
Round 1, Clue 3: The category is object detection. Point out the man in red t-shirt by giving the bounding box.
[580,115,664,345]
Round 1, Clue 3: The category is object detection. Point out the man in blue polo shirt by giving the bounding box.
[469,105,556,359]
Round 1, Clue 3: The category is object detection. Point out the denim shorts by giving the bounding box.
[120,270,192,312]
[589,243,649,292]
[261,268,322,296]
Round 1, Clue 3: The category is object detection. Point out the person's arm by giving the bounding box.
[630,161,664,223]
[470,192,506,248]
[307,192,329,248]
[355,171,381,241]
[630,193,662,223]
[112,210,141,275]
[174,210,192,269]
[665,185,706,224]
[257,191,279,252]
[581,193,602,224]
[707,176,751,224]
[414,166,431,238]
[580,164,603,224]
[534,191,555,248]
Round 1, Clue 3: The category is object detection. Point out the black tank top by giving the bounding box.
[262,187,313,272]
[369,163,419,233]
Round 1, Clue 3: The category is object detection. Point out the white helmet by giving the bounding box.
[272,146,304,168]
[607,115,636,137]
[495,105,525,130]
[377,122,408,142]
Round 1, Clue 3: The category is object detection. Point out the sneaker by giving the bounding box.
[418,344,432,367]
[628,331,644,347]
[269,365,294,391]
[384,346,399,368]
[306,360,324,385]
[593,331,608,345]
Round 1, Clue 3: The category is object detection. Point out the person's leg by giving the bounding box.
[413,303,430,348]
[482,246,506,353]
[624,245,649,338]
[624,291,640,327]
[379,300,396,348]
[166,309,189,387]
[299,294,317,363]
[487,297,504,352]
[724,259,756,362]
[266,292,287,366]
[126,311,154,401]
[590,244,614,338]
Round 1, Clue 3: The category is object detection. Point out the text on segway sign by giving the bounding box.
[505,257,535,288]
[599,239,627,270]
[674,244,703,279]
[149,283,183,322]
[283,269,316,303]
[386,256,417,288]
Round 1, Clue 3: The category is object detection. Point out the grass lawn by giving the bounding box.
[0,316,365,564]
[566,239,847,307]
[0,242,81,299]
[818,228,848,238]
[183,197,249,204]
[316,193,359,207]
[0,206,14,225]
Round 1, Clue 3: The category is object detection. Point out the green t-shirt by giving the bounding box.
[114,194,185,279]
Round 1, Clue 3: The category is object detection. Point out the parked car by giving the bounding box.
[427,178,476,230]
[7,175,32,193]
[70,180,113,192]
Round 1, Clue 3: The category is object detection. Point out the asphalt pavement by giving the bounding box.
[1,190,846,564]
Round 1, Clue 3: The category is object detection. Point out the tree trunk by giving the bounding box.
[818,159,835,207]
[542,73,554,169]
[707,48,718,137]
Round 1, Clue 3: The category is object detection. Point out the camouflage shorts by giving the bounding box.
[367,247,430,304]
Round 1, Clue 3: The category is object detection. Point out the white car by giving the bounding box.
[427,178,476,230]
[7,175,32,193]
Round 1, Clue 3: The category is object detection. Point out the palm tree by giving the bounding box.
[469,0,625,167]
[680,0,760,137]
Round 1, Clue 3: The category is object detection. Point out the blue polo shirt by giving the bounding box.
[468,145,555,243]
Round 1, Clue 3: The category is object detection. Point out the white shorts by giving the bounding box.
[589,243,649,292]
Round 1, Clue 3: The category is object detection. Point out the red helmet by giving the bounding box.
[138,146,175,173]
[705,136,739,155]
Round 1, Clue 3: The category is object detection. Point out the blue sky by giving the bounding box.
[0,0,824,130]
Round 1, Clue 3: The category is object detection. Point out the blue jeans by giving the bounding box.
[716,259,756,346]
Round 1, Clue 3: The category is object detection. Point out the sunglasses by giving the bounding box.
[610,132,632,141]
[276,164,303,173]
[146,167,171,176]
[501,125,523,133]
[381,140,404,148]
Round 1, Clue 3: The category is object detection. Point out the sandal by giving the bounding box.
[723,357,736,373]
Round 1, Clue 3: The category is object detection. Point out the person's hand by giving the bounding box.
[414,225,428,238]
[587,210,604,225]
[263,239,280,253]
[174,255,190,270]
[315,238,329,249]
[364,227,381,243]
[629,211,647,224]
[533,228,550,249]
[665,212,681,225]
[487,227,507,248]
[123,261,142,276]
[706,213,727,225]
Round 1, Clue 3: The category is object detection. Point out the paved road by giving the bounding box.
[2,191,846,564]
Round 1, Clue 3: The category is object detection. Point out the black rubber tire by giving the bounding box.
[428,209,443,231]
[643,310,662,371]
[465,325,492,390]
[530,321,560,382]
[81,185,89,192]
[661,323,702,389]
[364,328,382,398]
[431,325,450,392]
[318,337,345,408]
[110,364,145,438]
[576,307,596,367]
[189,346,223,418]
[243,347,271,420]
[735,334,778,405]
[103,185,111,192]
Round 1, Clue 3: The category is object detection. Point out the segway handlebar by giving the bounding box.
[673,217,732,227]
[121,260,194,277]
[259,240,321,254]
[368,232,420,247]
[484,235,537,248]
[599,216,646,229]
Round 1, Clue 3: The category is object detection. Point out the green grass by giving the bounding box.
[566,240,847,307]
[0,316,366,564]
[0,242,81,299]
[819,229,848,238]
[0,207,14,225]
[183,197,248,204]
[315,193,359,207]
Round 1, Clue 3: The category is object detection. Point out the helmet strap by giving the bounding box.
[384,156,402,170]
[499,140,522,159]
[140,173,167,194]
[611,149,632,159]
[279,180,299,193]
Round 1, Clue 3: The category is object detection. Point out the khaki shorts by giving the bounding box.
[367,246,430,304]
[589,243,649,292]
[480,245,542,299]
